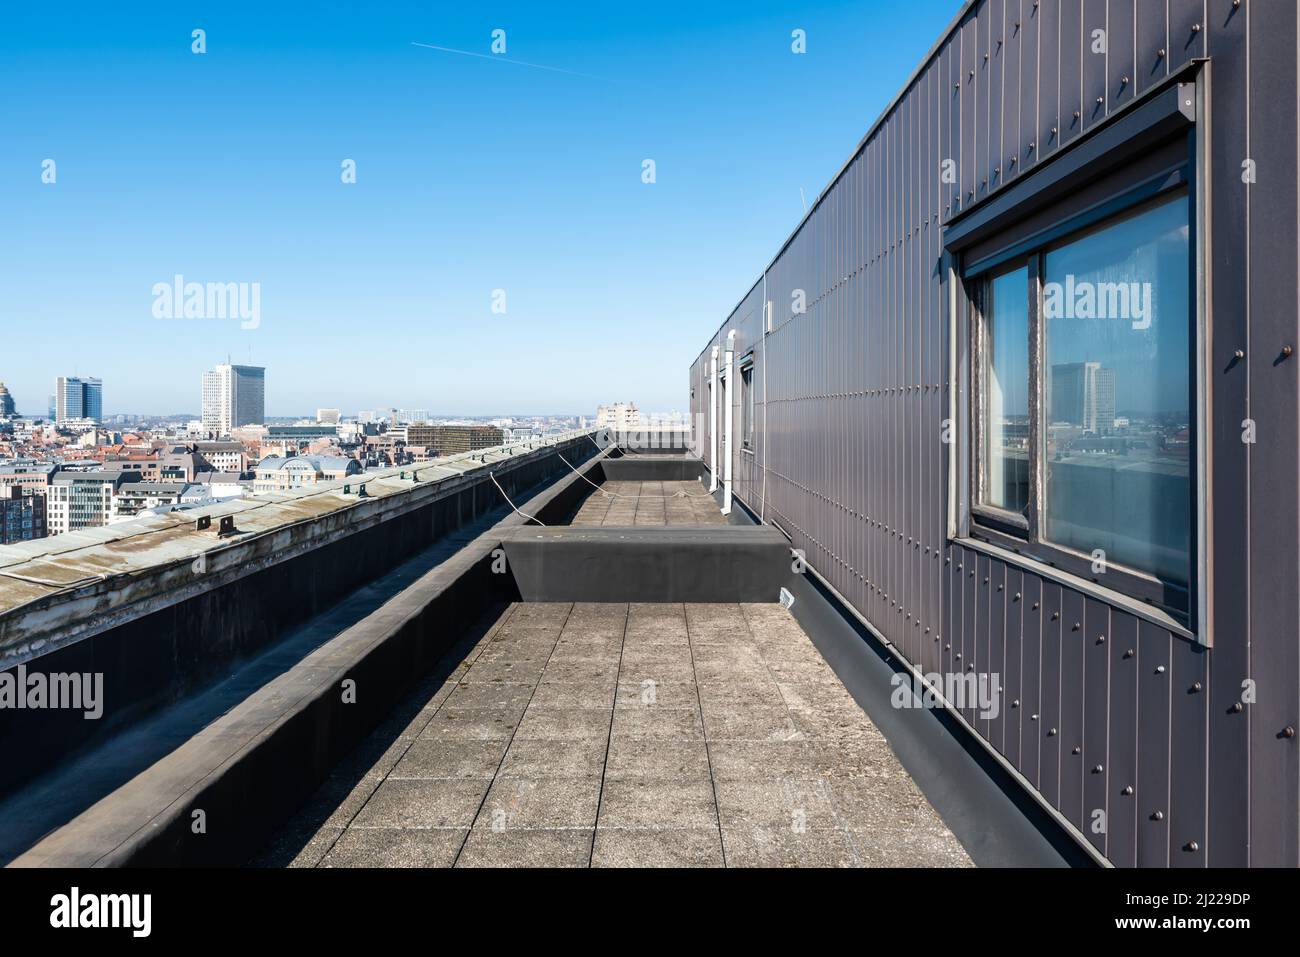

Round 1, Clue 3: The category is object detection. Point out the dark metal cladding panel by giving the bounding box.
[1004,567,1024,766]
[1081,0,1108,130]
[1134,0,1169,95]
[962,549,979,725]
[1020,573,1044,785]
[1083,596,1112,858]
[1039,580,1064,806]
[1059,589,1088,828]
[987,0,1006,196]
[1168,0,1207,70]
[1169,638,1209,866]
[1108,611,1140,867]
[1245,0,1300,868]
[976,2,994,202]
[989,560,1009,753]
[1106,0,1136,110]
[1001,0,1023,187]
[1137,622,1172,866]
[1037,0,1064,160]
[977,553,995,739]
[1204,0,1252,869]
[1059,0,1084,147]
[1018,0,1040,173]
[962,13,980,211]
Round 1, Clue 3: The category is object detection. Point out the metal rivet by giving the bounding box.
[1072,622,1081,631]
[1283,345,1294,358]
[1096,96,1104,106]
[1234,348,1246,359]
[1157,48,1167,59]
[1051,612,1060,621]
[1032,602,1040,610]
[1048,727,1058,737]
[1072,746,1081,755]
[1191,23,1202,33]
[1191,681,1202,693]
[1185,840,1200,852]
[1012,699,1020,708]
[1092,764,1104,774]
[1285,726,1297,739]
[1156,665,1166,674]
[1152,810,1164,821]
[1014,592,1022,601]
[1096,635,1106,644]
[1122,786,1134,796]
[1031,713,1039,721]
[1231,702,1243,713]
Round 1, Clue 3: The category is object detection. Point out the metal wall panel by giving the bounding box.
[689,0,1296,866]
[1244,0,1300,868]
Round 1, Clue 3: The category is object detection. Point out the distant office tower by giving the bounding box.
[55,376,103,424]
[1051,362,1116,434]
[201,363,266,436]
[0,381,15,417]
[317,408,341,425]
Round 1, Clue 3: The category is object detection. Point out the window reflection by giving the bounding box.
[1042,196,1191,587]
[980,265,1030,514]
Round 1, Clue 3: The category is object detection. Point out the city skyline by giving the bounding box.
[0,1,957,416]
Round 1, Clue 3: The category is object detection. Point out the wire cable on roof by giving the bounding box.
[488,470,545,526]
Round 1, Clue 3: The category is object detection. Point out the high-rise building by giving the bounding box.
[316,408,341,425]
[1050,362,1116,435]
[55,376,103,424]
[201,364,265,437]
[0,381,15,417]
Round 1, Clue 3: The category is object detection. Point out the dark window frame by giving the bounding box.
[739,354,755,451]
[945,72,1205,632]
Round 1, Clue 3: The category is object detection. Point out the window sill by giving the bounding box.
[953,535,1202,646]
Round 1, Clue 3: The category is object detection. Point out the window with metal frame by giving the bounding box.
[740,358,755,450]
[947,75,1203,629]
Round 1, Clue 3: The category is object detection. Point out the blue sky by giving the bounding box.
[1,0,960,417]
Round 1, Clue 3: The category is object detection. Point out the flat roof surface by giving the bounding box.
[571,481,725,527]
[256,601,971,868]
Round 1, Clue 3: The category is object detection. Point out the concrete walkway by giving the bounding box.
[570,481,725,526]
[256,602,971,868]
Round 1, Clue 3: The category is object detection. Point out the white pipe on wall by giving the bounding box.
[723,330,735,515]
[709,345,719,492]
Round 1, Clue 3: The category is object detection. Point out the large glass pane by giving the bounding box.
[980,266,1030,514]
[1042,196,1190,587]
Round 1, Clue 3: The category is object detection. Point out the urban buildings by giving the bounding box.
[0,382,15,418]
[252,455,361,494]
[54,376,102,424]
[201,363,266,436]
[316,408,341,425]
[595,402,642,432]
[46,470,138,535]
[0,486,44,544]
[404,424,503,456]
[110,482,191,522]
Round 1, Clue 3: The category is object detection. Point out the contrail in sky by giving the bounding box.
[411,41,601,80]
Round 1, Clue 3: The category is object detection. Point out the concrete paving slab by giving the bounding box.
[257,601,971,868]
